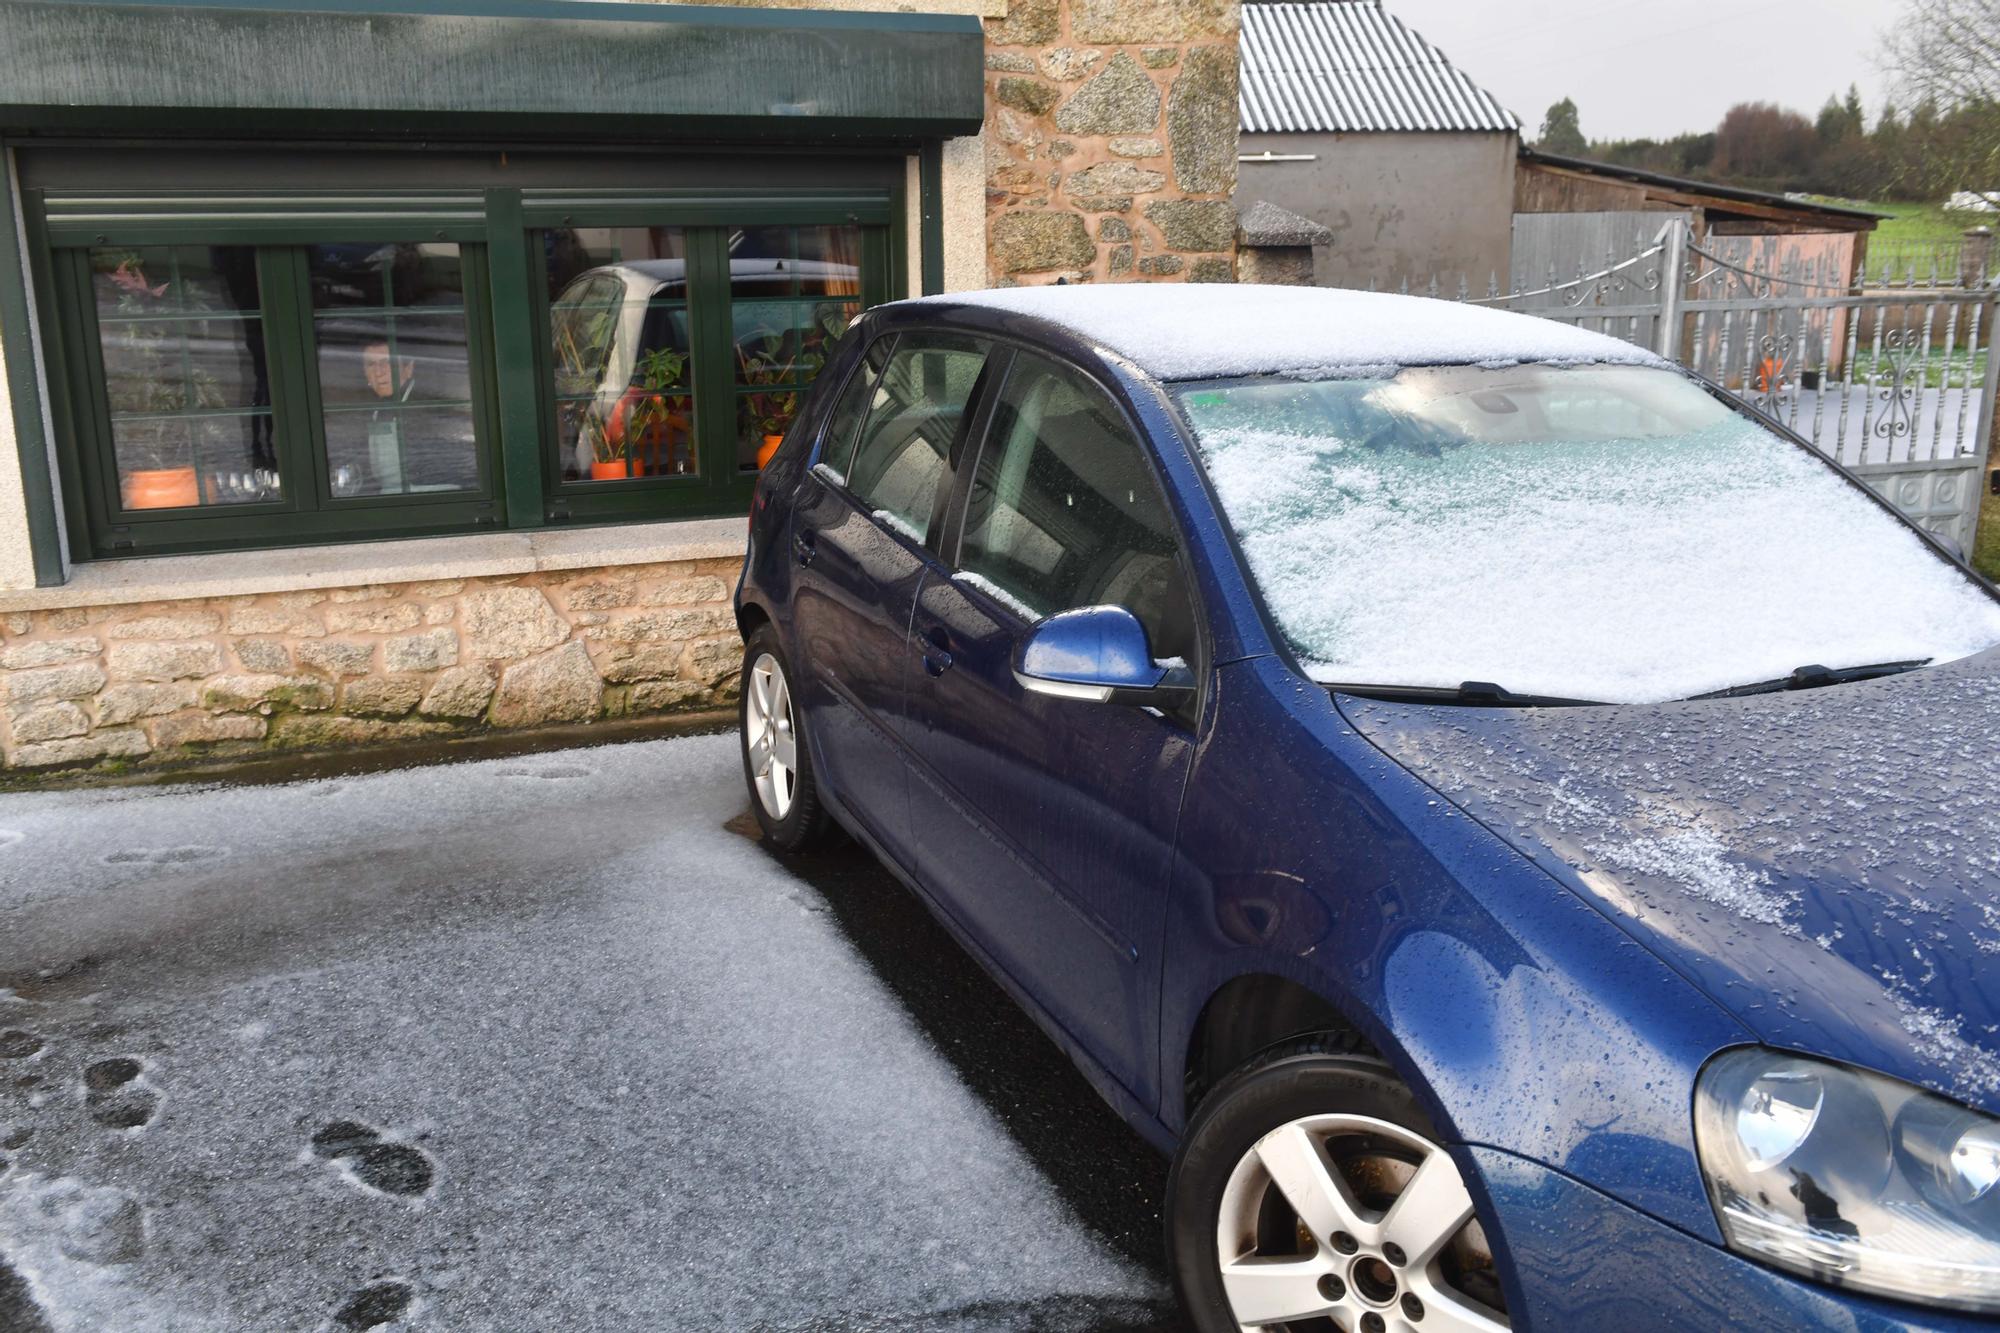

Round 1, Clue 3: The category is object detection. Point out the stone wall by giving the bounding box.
[0,559,742,772]
[983,0,1239,285]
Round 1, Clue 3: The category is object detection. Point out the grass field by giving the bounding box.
[1807,198,1991,277]
[1977,500,2000,581]
[1868,200,1984,249]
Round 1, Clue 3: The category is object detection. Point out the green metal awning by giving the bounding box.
[0,0,986,142]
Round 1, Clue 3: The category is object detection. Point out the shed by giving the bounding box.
[1237,0,1520,289]
[1513,149,1886,290]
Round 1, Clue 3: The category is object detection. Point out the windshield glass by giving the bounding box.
[1175,364,2000,704]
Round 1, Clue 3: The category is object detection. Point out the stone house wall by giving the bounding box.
[983,0,1239,285]
[0,559,742,772]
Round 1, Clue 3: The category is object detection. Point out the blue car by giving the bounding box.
[732,283,2000,1332]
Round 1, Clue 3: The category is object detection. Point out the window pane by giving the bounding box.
[728,226,794,299]
[814,336,894,483]
[733,299,851,470]
[959,355,1194,659]
[312,243,479,499]
[847,336,988,541]
[729,224,863,473]
[795,226,864,297]
[545,227,695,483]
[90,246,277,510]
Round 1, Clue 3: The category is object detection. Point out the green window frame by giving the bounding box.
[27,186,900,559]
[517,195,894,529]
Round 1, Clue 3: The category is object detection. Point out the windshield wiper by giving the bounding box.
[1330,679,1607,708]
[1688,659,1930,700]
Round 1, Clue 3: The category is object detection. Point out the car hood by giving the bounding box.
[1338,647,2000,1115]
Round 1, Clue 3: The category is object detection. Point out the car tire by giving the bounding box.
[739,625,837,852]
[1167,1035,1510,1332]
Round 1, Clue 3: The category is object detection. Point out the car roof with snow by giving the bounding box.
[906,284,1664,382]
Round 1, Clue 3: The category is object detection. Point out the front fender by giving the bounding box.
[1160,657,1752,1243]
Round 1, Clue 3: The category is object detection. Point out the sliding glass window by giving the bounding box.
[34,186,897,558]
[47,229,502,557]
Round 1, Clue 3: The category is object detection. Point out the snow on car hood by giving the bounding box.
[1338,648,2000,1114]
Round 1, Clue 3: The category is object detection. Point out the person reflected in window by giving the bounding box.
[212,246,275,473]
[362,339,416,494]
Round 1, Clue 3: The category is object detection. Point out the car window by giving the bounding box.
[846,334,989,542]
[956,352,1195,661]
[816,335,895,483]
[1174,363,2000,703]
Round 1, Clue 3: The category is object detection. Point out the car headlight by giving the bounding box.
[1695,1047,2000,1312]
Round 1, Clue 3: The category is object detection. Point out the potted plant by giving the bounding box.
[596,344,690,479]
[584,415,630,481]
[737,329,825,469]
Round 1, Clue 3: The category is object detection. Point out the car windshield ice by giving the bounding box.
[1175,363,2000,705]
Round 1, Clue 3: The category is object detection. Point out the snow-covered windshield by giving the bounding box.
[1176,363,2000,704]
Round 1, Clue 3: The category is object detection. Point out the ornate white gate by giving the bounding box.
[1422,220,2000,550]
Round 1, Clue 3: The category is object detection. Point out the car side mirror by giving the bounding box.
[1012,605,1194,707]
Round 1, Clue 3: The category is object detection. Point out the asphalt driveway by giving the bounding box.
[0,733,1187,1332]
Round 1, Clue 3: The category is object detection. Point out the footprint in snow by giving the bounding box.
[100,845,227,867]
[332,1280,415,1331]
[496,764,592,781]
[0,1030,43,1060]
[0,1125,28,1175]
[83,1057,160,1130]
[312,1121,435,1197]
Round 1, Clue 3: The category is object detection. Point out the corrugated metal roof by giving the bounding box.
[1240,1,1519,135]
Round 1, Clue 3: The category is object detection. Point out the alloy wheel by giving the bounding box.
[1214,1113,1509,1333]
[744,651,798,820]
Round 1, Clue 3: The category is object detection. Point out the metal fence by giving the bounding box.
[1866,237,1997,287]
[1382,219,1999,550]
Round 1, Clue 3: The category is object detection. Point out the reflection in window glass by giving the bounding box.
[960,355,1195,660]
[817,336,895,483]
[729,225,862,472]
[312,243,479,499]
[91,245,275,510]
[846,336,988,540]
[545,227,695,484]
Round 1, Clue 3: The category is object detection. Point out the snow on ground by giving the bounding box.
[0,735,1166,1331]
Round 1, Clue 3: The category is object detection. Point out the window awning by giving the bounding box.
[0,0,986,142]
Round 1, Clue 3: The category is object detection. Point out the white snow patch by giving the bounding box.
[951,569,1041,621]
[1878,972,2000,1097]
[909,285,1663,381]
[1188,410,2000,704]
[1588,820,1797,929]
[810,461,846,488]
[872,508,926,544]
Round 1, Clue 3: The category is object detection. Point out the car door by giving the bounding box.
[787,331,993,866]
[902,350,1201,1103]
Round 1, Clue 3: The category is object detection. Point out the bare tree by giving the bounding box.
[1884,0,2000,207]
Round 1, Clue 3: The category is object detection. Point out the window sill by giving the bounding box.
[0,518,749,611]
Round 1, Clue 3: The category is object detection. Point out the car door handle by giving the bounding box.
[792,529,817,568]
[918,625,954,677]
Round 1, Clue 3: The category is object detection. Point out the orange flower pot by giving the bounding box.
[757,433,785,469]
[589,459,631,481]
[122,467,200,510]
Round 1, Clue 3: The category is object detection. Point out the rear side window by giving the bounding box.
[845,334,990,542]
[956,353,1195,660]
[817,335,895,482]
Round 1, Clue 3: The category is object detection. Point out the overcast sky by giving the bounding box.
[1389,0,1905,143]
